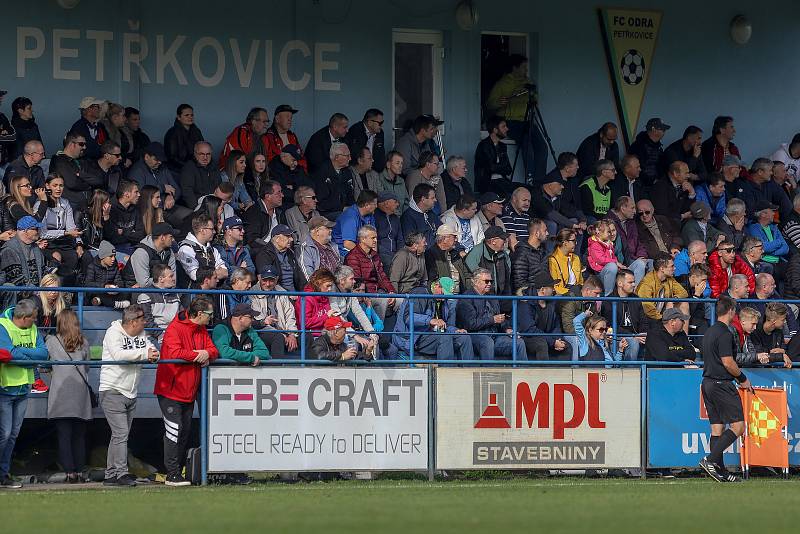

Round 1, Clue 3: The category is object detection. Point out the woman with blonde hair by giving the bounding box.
[46,309,92,483]
[6,174,47,224]
[573,309,626,362]
[35,273,69,335]
[547,228,583,295]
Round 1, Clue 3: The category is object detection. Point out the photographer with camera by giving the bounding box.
[485,54,547,183]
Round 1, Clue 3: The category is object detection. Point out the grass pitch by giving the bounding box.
[3,478,799,533]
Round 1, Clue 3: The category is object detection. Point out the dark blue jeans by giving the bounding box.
[507,119,548,183]
[0,393,29,478]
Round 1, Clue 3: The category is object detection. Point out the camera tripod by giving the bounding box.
[510,88,557,185]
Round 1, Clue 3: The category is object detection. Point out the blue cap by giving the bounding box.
[271,224,293,238]
[222,216,244,231]
[17,216,42,231]
[259,265,279,279]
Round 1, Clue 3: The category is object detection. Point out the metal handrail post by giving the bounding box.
[200,365,209,485]
[408,300,415,363]
[611,301,618,356]
[640,361,647,479]
[300,295,306,362]
[511,299,518,365]
[77,291,84,329]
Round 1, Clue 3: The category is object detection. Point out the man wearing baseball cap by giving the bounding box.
[69,97,108,160]
[250,265,299,357]
[214,216,255,278]
[682,201,724,253]
[629,117,670,187]
[465,226,513,299]
[265,105,307,170]
[0,216,45,291]
[311,315,370,361]
[219,107,270,169]
[477,192,507,234]
[212,303,270,366]
[644,307,695,364]
[747,200,789,264]
[252,224,305,292]
[297,215,340,279]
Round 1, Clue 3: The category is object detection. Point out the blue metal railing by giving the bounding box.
[4,285,798,485]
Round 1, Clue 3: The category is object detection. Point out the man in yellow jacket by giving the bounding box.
[636,252,690,332]
[485,54,548,183]
[0,299,48,489]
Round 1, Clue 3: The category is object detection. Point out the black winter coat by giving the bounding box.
[163,120,204,173]
[2,155,45,190]
[311,160,355,216]
[241,201,288,248]
[473,136,512,193]
[441,171,474,210]
[628,131,663,187]
[344,122,385,173]
[576,133,620,179]
[305,126,338,175]
[510,241,547,293]
[180,159,222,209]
[10,116,42,161]
[83,256,122,288]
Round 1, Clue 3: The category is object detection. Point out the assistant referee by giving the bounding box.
[699,295,751,483]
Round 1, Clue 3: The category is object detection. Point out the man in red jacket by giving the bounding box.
[708,240,755,297]
[154,296,219,486]
[219,107,270,169]
[265,105,308,170]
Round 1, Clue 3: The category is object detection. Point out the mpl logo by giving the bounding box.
[472,372,607,439]
[473,372,512,428]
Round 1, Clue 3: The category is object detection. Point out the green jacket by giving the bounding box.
[486,73,534,121]
[211,322,270,364]
[0,306,49,393]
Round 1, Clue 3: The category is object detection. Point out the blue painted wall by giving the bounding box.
[2,0,798,172]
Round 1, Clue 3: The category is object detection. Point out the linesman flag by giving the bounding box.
[748,394,782,447]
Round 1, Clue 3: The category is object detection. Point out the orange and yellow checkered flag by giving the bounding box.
[748,394,782,447]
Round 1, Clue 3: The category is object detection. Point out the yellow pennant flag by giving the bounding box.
[598,8,663,147]
[749,395,782,447]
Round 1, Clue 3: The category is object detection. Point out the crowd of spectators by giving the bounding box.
[2,80,800,486]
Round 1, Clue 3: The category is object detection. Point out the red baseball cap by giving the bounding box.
[324,315,352,330]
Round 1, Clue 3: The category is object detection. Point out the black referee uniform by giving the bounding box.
[700,321,744,480]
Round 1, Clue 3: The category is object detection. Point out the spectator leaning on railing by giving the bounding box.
[154,296,219,487]
[251,265,299,357]
[99,304,159,487]
[212,303,269,366]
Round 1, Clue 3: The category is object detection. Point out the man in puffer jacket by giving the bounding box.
[510,219,547,294]
[707,241,755,298]
[628,119,669,187]
[154,297,218,486]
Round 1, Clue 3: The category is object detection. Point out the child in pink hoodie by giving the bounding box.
[587,219,627,295]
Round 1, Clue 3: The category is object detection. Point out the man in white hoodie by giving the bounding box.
[99,304,159,487]
[770,133,800,183]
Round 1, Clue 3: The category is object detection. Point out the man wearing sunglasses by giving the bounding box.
[708,239,755,298]
[69,96,108,160]
[344,108,385,173]
[81,140,124,195]
[154,296,219,487]
[50,130,96,210]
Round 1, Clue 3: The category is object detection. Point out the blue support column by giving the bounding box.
[511,299,518,365]
[300,295,307,362]
[409,300,415,363]
[200,365,209,485]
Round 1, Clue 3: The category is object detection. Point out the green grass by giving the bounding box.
[4,478,800,533]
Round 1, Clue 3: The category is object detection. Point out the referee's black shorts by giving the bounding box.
[701,379,744,424]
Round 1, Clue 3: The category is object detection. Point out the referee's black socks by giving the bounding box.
[709,430,737,466]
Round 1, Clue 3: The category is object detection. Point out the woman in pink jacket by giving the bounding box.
[294,268,336,336]
[587,219,627,295]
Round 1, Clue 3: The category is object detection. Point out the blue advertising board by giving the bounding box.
[647,369,800,467]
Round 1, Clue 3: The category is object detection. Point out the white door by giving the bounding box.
[392,29,444,145]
